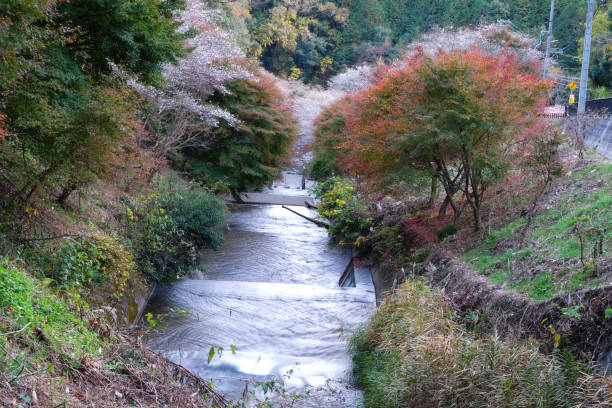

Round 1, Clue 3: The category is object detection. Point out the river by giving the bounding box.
[144,173,376,406]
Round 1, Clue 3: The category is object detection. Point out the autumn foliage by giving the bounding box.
[329,47,551,230]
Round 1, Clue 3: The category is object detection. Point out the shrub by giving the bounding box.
[371,225,405,264]
[125,177,227,284]
[50,233,133,298]
[437,223,460,241]
[154,175,228,249]
[314,177,371,245]
[351,281,610,407]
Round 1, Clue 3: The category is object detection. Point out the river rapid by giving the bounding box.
[144,173,376,406]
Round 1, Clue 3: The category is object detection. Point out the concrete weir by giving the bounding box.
[145,175,376,406]
[230,191,313,207]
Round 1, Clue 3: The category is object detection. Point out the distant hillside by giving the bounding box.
[240,0,591,84]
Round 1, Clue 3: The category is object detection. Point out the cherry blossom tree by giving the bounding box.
[131,0,253,157]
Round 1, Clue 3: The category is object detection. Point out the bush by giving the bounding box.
[371,225,405,264]
[50,233,133,298]
[125,177,227,284]
[351,281,610,408]
[154,175,227,249]
[314,177,371,245]
[309,151,341,182]
[437,223,460,241]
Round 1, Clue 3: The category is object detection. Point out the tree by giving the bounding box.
[589,6,612,90]
[57,0,186,84]
[131,0,252,158]
[0,0,50,89]
[340,48,550,230]
[182,76,295,196]
[309,96,354,180]
[0,0,186,212]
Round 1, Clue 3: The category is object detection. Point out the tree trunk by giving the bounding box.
[452,199,468,223]
[428,176,437,207]
[439,195,450,218]
[472,201,481,231]
[22,165,57,205]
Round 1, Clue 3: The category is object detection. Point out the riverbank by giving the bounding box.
[0,259,228,407]
[351,280,612,408]
[0,153,233,406]
[334,147,612,405]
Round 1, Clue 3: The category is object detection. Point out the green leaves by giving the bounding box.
[57,0,186,83]
[207,346,233,363]
[0,0,186,213]
[314,177,371,244]
[561,304,585,319]
[125,175,227,285]
[183,78,294,195]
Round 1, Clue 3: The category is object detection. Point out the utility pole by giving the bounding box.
[543,0,555,78]
[578,0,595,115]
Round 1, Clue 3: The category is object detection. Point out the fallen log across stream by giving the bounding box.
[305,200,318,209]
[282,205,330,228]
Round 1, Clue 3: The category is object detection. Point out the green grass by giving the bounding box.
[528,273,558,301]
[570,162,612,179]
[0,258,101,363]
[531,189,611,260]
[463,161,612,298]
[508,273,559,301]
[483,220,526,247]
[488,270,509,285]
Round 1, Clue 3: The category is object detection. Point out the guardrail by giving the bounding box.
[537,112,567,118]
[567,97,612,117]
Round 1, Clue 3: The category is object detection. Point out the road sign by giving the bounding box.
[568,81,577,90]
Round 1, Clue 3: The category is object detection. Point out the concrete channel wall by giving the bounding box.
[566,97,612,160]
[585,117,612,160]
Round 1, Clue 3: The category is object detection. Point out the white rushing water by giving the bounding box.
[145,186,375,406]
[146,76,377,406]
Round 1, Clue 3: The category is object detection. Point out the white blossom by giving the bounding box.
[328,65,375,94]
[130,0,253,156]
[399,22,544,68]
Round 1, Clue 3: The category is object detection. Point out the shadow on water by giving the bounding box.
[145,178,375,406]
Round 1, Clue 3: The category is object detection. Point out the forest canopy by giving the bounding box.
[245,0,600,83]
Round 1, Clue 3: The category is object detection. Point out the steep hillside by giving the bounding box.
[244,0,594,83]
[0,1,296,406]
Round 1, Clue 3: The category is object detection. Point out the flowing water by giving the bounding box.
[145,175,376,406]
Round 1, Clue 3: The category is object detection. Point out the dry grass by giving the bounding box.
[351,281,612,408]
[1,332,229,407]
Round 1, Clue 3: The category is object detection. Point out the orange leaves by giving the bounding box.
[0,112,14,140]
[329,46,552,193]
